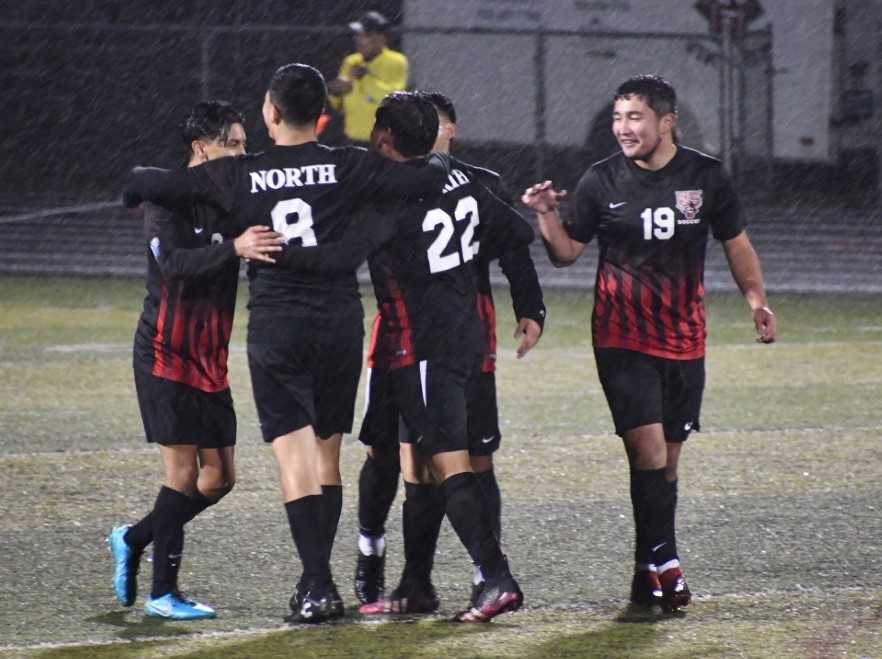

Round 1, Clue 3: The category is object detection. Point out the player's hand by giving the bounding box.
[521,180,567,213]
[328,78,353,95]
[514,317,542,358]
[234,226,285,263]
[350,65,368,79]
[753,305,776,343]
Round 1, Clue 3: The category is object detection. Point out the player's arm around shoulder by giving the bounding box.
[521,180,585,267]
[723,231,777,344]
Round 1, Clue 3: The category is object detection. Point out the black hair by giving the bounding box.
[614,75,677,117]
[180,100,245,152]
[421,91,456,124]
[268,63,327,126]
[374,91,439,158]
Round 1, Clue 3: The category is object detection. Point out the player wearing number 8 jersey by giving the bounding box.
[277,91,533,622]
[522,75,777,613]
[124,64,448,623]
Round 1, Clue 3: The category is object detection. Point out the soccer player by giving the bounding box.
[124,64,449,623]
[522,75,777,612]
[108,100,283,620]
[275,91,533,622]
[353,91,546,612]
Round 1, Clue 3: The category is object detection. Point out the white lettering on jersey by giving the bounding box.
[249,165,338,193]
[442,168,470,193]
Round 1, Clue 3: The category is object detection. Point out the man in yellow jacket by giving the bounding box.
[328,11,409,146]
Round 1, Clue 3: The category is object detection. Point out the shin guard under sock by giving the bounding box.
[442,472,507,582]
[475,469,502,542]
[632,468,676,567]
[285,495,331,583]
[358,455,400,539]
[319,485,343,566]
[150,486,192,598]
[125,490,219,553]
[401,482,445,585]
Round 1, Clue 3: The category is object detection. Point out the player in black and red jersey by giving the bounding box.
[124,64,449,623]
[352,92,546,612]
[275,91,534,622]
[108,101,284,621]
[522,75,776,613]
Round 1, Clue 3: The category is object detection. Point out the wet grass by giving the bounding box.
[0,276,880,657]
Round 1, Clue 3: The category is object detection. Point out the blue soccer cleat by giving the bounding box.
[144,591,217,620]
[107,524,140,607]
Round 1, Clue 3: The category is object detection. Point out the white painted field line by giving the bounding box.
[0,201,119,225]
[1,585,876,653]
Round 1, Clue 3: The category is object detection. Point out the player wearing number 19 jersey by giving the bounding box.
[523,75,776,613]
[124,64,448,623]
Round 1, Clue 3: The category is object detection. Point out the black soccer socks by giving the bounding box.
[319,485,343,565]
[400,481,445,585]
[150,486,192,598]
[442,472,508,582]
[476,469,502,542]
[125,489,220,553]
[358,455,400,539]
[285,495,332,583]
[631,468,677,567]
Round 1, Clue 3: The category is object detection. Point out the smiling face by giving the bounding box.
[612,94,676,164]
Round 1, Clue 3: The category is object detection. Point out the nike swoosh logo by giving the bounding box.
[194,227,204,234]
[481,436,495,444]
[651,542,667,552]
[608,202,627,209]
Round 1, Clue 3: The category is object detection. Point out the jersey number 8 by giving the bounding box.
[423,195,480,273]
[271,198,318,246]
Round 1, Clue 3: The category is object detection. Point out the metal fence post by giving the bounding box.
[534,28,547,183]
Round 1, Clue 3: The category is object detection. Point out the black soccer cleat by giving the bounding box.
[286,577,345,624]
[354,552,385,604]
[629,570,663,607]
[454,576,523,623]
[358,580,440,615]
[659,568,692,613]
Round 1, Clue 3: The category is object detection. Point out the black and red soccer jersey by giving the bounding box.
[133,201,239,393]
[276,156,535,366]
[126,144,445,322]
[565,146,744,360]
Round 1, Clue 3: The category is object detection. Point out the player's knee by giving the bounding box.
[370,445,401,472]
[470,454,493,473]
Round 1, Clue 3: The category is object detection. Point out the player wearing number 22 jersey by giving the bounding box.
[276,91,534,622]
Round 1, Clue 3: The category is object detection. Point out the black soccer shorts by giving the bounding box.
[388,356,476,456]
[594,347,704,442]
[134,369,236,448]
[359,365,410,448]
[466,370,501,456]
[247,314,363,442]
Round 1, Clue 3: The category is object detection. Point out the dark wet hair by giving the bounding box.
[180,100,245,152]
[374,91,439,158]
[614,75,677,117]
[421,91,457,124]
[268,63,327,126]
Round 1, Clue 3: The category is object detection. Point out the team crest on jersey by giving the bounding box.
[675,189,703,224]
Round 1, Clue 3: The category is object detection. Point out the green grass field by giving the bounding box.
[1,276,880,658]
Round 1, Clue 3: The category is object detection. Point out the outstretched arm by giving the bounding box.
[521,180,585,266]
[723,230,776,343]
[274,210,394,274]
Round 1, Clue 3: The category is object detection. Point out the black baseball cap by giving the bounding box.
[349,11,389,33]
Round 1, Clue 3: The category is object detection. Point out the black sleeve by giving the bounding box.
[498,245,546,331]
[274,208,396,274]
[708,165,746,241]
[356,149,451,200]
[564,168,603,244]
[476,182,535,253]
[146,203,237,280]
[124,158,238,215]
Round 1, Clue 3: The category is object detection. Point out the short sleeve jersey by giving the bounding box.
[566,146,744,359]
